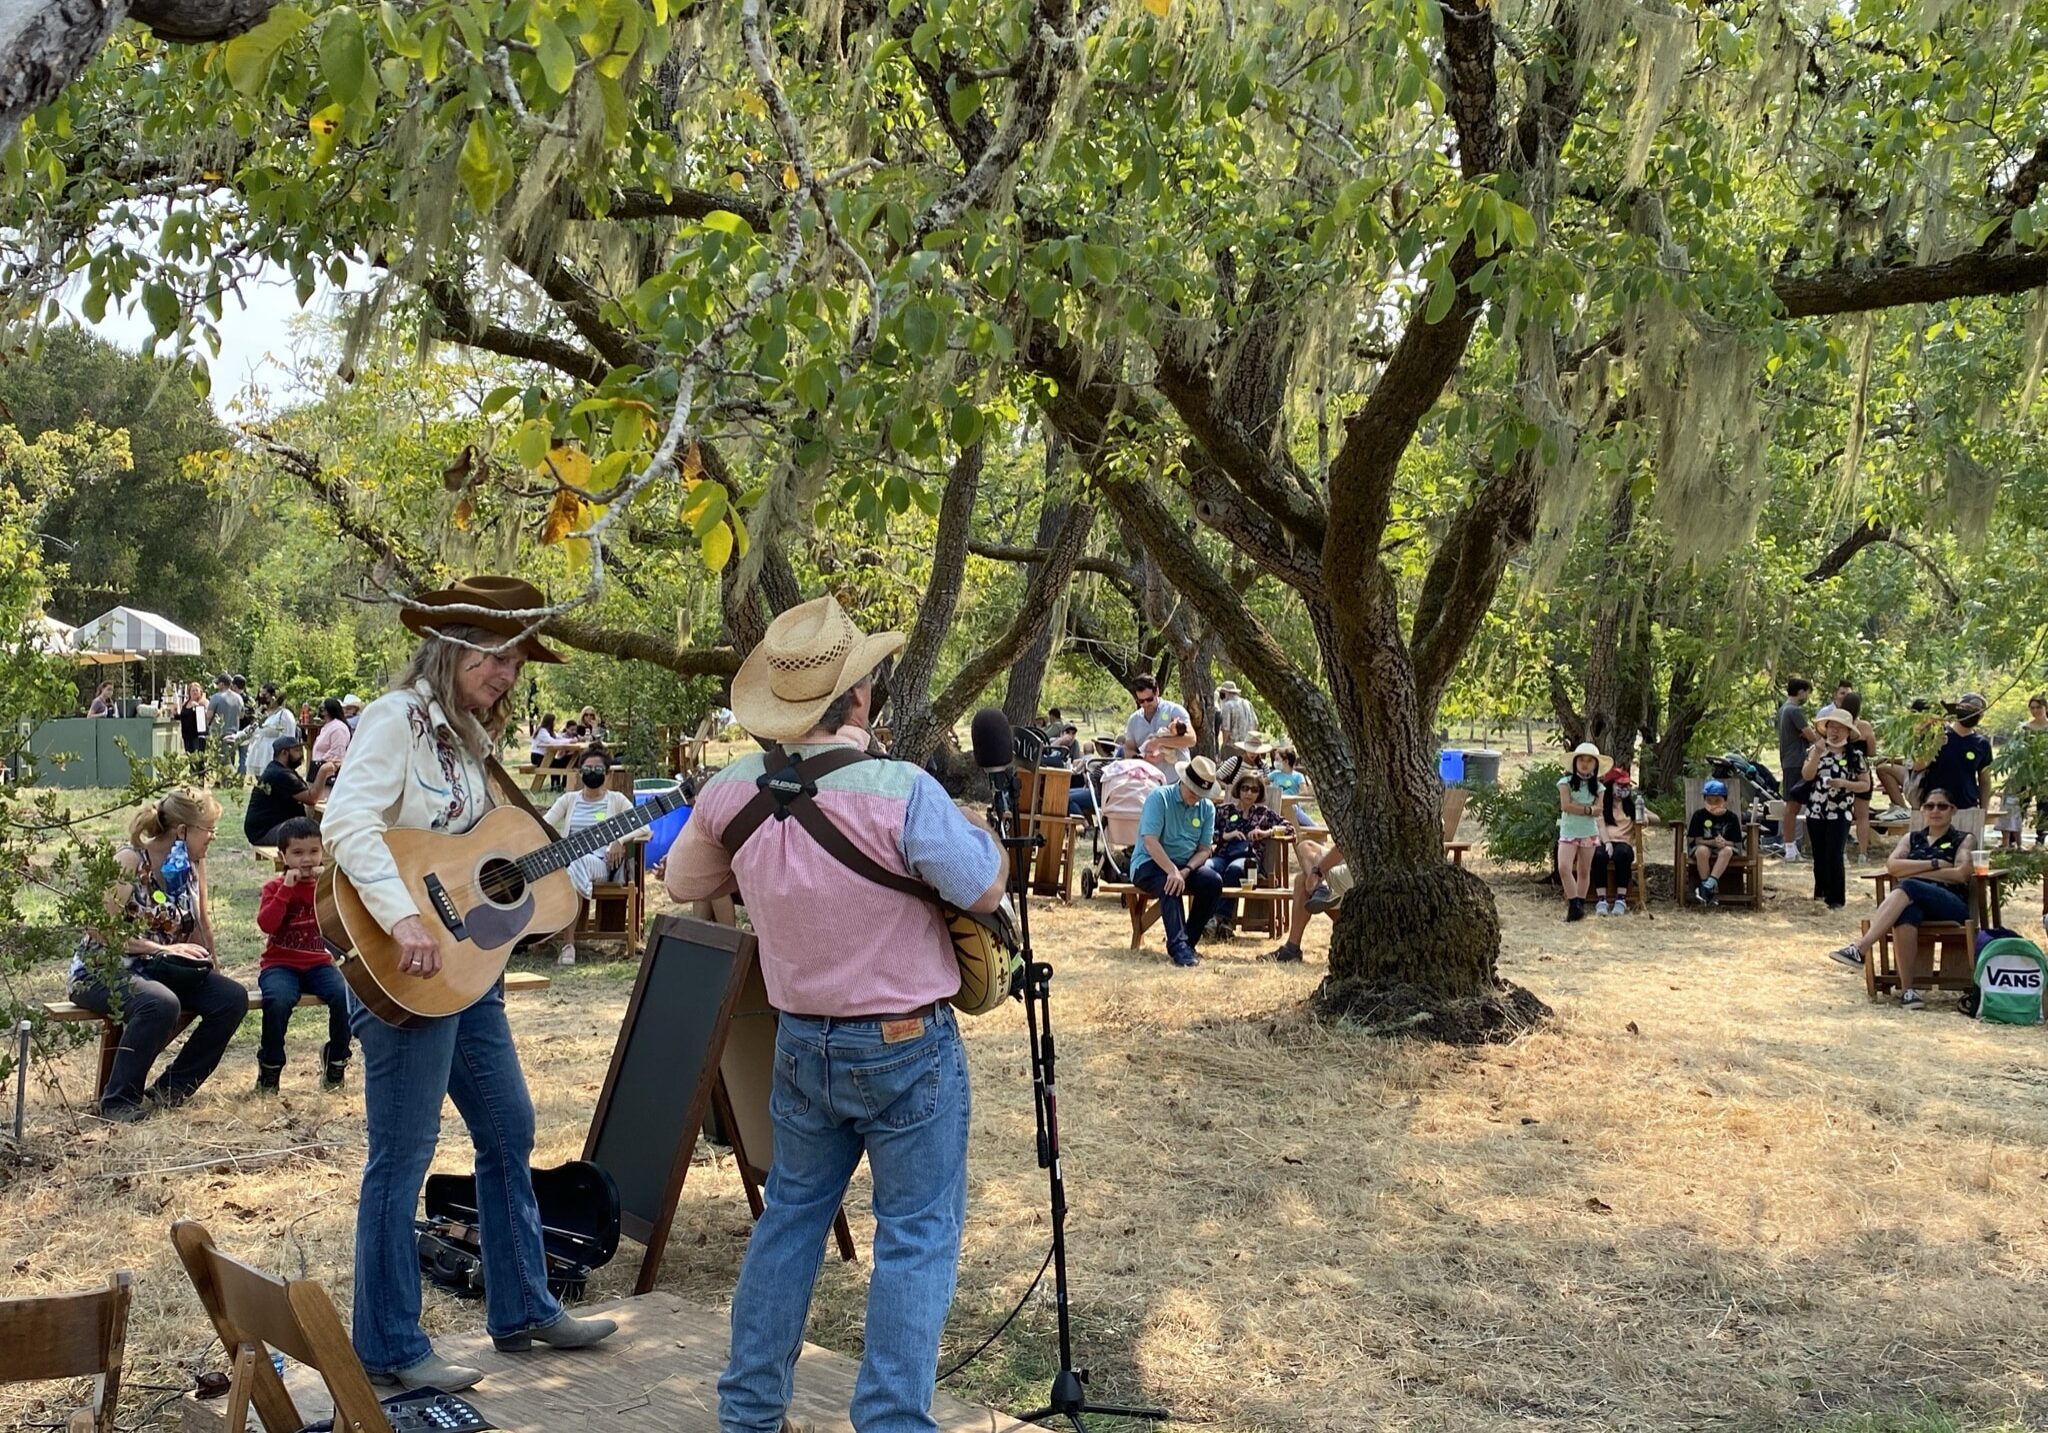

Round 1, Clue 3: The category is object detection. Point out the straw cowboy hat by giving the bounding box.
[401,575,565,663]
[1236,731,1276,756]
[1217,680,1241,696]
[1813,704,1856,732]
[731,595,906,741]
[1176,754,1224,800]
[1568,740,1603,769]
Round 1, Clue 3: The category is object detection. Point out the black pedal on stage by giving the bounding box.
[299,1387,492,1433]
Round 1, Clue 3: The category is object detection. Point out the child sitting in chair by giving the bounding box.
[543,747,646,967]
[254,818,350,1092]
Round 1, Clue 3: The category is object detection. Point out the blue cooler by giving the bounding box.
[634,779,691,868]
[1437,748,1466,786]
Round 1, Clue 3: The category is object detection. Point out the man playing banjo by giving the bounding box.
[665,595,1008,1433]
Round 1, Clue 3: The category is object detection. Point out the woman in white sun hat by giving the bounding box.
[1801,704,1870,910]
[1556,741,1604,922]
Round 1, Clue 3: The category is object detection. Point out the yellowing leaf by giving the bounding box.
[1144,0,1169,15]
[452,496,474,530]
[682,439,702,481]
[701,522,734,571]
[781,163,801,191]
[727,170,748,191]
[308,104,344,165]
[739,90,766,119]
[540,487,586,544]
[547,443,593,489]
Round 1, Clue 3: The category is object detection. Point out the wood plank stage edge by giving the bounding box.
[181,1291,1030,1433]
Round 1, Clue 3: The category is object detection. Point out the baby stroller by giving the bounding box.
[1080,757,1167,898]
[1709,751,1780,828]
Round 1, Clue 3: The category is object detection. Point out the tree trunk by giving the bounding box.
[1000,464,1069,726]
[1644,659,1710,798]
[886,441,985,768]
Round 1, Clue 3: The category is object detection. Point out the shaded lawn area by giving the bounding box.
[3,787,2046,1431]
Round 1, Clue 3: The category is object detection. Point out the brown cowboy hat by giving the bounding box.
[730,595,906,741]
[401,575,565,663]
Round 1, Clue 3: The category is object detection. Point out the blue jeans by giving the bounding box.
[720,1008,970,1433]
[256,963,351,1069]
[69,963,247,1111]
[1897,877,1970,926]
[348,984,561,1373]
[1132,860,1224,953]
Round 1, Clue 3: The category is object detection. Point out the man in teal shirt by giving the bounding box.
[1131,756,1223,967]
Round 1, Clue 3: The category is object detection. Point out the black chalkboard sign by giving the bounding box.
[582,913,754,1293]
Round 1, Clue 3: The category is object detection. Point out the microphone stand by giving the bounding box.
[987,764,1170,1433]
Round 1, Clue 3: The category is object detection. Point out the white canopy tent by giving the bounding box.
[72,607,203,658]
[17,615,133,666]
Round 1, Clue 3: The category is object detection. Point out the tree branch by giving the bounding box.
[419,278,610,386]
[565,186,775,232]
[1804,518,1961,607]
[930,501,1097,720]
[1409,452,1540,708]
[1772,248,2048,319]
[965,537,1129,580]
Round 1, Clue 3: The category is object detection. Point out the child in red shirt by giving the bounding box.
[255,819,351,1091]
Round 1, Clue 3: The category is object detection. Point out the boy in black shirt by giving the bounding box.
[243,731,325,846]
[1914,691,1993,840]
[1687,779,1743,904]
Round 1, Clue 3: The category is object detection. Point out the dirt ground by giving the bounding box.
[5,796,2047,1433]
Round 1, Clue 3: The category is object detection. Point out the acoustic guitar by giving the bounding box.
[320,789,689,1026]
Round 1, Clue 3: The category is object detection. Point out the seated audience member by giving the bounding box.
[243,731,325,846]
[1686,778,1742,905]
[310,696,351,785]
[341,693,364,730]
[1207,772,1288,938]
[1824,787,1973,1009]
[1130,756,1223,968]
[1262,839,1346,964]
[1268,746,1308,800]
[253,818,351,1093]
[578,705,608,743]
[70,790,246,1121]
[543,748,643,966]
[1590,766,1639,915]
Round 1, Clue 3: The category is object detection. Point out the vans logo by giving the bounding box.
[1984,967,2043,991]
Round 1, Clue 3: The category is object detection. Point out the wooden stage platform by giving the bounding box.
[182,1290,1030,1432]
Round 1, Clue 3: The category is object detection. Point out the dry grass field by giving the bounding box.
[5,784,2047,1433]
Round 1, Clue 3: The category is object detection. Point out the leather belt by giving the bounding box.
[784,1003,936,1024]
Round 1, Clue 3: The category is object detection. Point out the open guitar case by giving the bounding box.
[417,1160,621,1301]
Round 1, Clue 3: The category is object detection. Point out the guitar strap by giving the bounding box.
[719,744,937,906]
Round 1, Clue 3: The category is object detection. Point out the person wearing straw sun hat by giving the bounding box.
[324,576,617,1394]
[1801,704,1871,909]
[1556,741,1604,922]
[664,593,1009,1433]
[1130,753,1225,966]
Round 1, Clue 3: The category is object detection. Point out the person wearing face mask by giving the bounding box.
[1590,766,1639,916]
[1800,706,1870,910]
[541,747,643,967]
[1912,692,1994,840]
[243,731,327,846]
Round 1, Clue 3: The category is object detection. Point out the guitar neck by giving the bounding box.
[523,792,684,875]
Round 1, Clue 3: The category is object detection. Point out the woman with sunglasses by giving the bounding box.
[1825,786,1973,1008]
[1207,772,1287,938]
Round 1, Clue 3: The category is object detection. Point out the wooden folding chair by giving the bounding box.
[578,840,648,957]
[0,1271,131,1433]
[170,1220,394,1433]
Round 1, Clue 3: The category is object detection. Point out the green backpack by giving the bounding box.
[1971,936,2048,1025]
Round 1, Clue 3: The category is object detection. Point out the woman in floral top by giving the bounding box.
[1801,704,1870,909]
[1207,773,1288,936]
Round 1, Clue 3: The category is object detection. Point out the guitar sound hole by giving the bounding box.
[477,858,526,906]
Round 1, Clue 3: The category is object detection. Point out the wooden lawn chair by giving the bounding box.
[1672,776,1763,909]
[0,1271,131,1433]
[170,1220,394,1433]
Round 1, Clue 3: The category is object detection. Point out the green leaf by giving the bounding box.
[948,80,983,127]
[319,9,372,106]
[535,16,576,94]
[900,299,940,357]
[949,404,984,447]
[700,522,734,572]
[1504,200,1536,249]
[1422,278,1455,325]
[140,281,179,338]
[688,483,730,538]
[514,417,552,469]
[1226,73,1254,117]
[481,384,523,415]
[223,5,313,98]
[700,209,749,235]
[457,113,513,212]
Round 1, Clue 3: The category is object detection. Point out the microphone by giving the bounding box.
[970,707,1019,822]
[970,707,1015,774]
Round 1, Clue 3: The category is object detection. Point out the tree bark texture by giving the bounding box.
[0,0,274,150]
[885,440,985,770]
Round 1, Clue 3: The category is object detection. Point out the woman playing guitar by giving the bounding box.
[323,576,617,1391]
